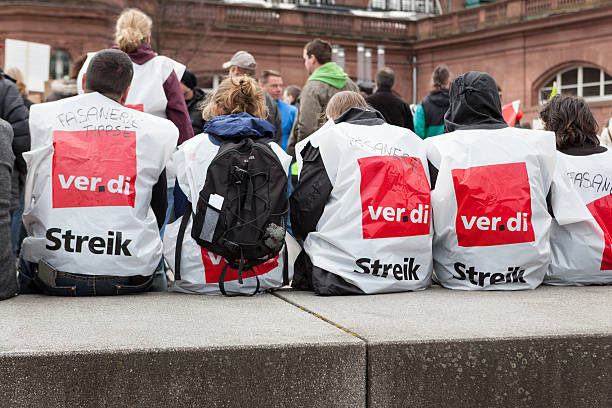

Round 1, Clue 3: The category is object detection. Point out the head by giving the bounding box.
[70,54,88,80]
[83,49,133,104]
[444,71,506,132]
[202,75,267,121]
[431,64,451,93]
[261,70,283,101]
[283,85,301,105]
[303,39,332,75]
[6,67,26,97]
[375,67,395,90]
[223,51,257,77]
[325,91,368,120]
[115,8,152,54]
[540,94,600,150]
[181,70,197,100]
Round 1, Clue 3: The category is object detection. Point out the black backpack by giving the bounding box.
[175,137,288,296]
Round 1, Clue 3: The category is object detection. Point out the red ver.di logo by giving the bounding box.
[200,250,279,282]
[359,156,431,239]
[452,162,535,247]
[52,129,137,208]
[586,195,612,270]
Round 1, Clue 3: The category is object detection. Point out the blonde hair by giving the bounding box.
[6,67,27,97]
[115,8,152,53]
[202,75,268,121]
[325,91,368,120]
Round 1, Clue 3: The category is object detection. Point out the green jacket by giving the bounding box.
[287,63,358,158]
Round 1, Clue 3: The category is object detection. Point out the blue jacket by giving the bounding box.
[204,112,275,141]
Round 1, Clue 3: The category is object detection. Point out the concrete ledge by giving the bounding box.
[277,286,612,407]
[0,293,365,408]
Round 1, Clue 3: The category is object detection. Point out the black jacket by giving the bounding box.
[187,88,206,136]
[420,89,450,128]
[365,87,414,131]
[0,78,29,175]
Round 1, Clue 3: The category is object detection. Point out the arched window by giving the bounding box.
[539,66,612,104]
[49,50,72,80]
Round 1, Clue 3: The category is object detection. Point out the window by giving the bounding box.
[49,50,72,80]
[369,0,436,12]
[539,66,612,103]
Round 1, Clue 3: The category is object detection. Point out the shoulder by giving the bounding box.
[153,55,185,79]
[0,117,12,136]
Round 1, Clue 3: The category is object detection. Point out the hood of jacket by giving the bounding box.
[203,112,275,140]
[308,62,349,89]
[426,89,450,108]
[335,106,386,126]
[114,43,156,65]
[444,71,507,132]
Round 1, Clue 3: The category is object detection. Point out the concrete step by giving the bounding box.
[1,286,611,407]
[0,293,365,408]
[276,286,612,408]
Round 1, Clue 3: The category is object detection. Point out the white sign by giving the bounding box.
[4,39,50,93]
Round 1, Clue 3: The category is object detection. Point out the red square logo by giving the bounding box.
[359,156,431,239]
[452,162,535,247]
[52,129,137,208]
[200,249,279,283]
[586,195,612,270]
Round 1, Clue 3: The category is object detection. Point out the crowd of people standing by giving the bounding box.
[1,7,612,300]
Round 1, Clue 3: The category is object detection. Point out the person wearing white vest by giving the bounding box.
[540,95,612,285]
[18,49,178,296]
[291,91,435,295]
[163,75,292,295]
[426,72,588,291]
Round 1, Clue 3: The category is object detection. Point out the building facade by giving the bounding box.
[1,0,611,125]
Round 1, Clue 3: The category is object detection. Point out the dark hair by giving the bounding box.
[376,67,394,89]
[540,94,600,149]
[431,64,450,92]
[70,54,88,80]
[261,69,281,85]
[305,39,332,65]
[284,85,301,105]
[84,49,133,98]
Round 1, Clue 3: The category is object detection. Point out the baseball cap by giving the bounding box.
[222,51,257,71]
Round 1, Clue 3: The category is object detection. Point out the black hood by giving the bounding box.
[444,71,507,132]
[427,89,450,108]
[335,107,386,126]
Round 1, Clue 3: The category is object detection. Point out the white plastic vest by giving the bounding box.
[162,133,293,295]
[22,92,178,276]
[77,52,185,118]
[296,120,434,294]
[547,149,612,285]
[426,127,588,290]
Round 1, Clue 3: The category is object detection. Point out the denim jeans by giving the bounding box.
[17,257,164,296]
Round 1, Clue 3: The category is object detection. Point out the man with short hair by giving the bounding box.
[222,51,282,144]
[287,38,358,158]
[262,70,296,152]
[180,70,206,136]
[366,67,414,131]
[19,49,178,296]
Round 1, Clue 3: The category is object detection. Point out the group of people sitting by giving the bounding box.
[2,11,610,299]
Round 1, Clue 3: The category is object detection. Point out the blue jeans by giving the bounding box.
[17,257,163,296]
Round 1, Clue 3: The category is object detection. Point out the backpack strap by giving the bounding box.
[282,245,289,286]
[174,205,192,282]
[219,263,261,297]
